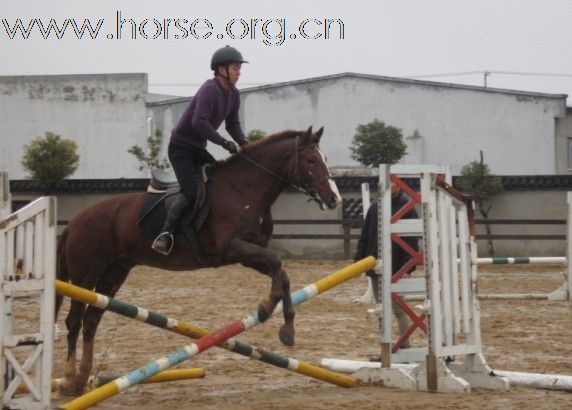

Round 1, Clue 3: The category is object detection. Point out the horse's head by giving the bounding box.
[290,126,342,210]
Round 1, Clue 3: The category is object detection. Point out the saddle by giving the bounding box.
[139,168,213,263]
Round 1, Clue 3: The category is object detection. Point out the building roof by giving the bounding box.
[239,72,568,101]
[0,72,148,83]
[10,175,572,194]
[2,72,566,104]
[146,95,191,107]
[333,174,572,191]
[145,93,188,104]
[10,179,149,193]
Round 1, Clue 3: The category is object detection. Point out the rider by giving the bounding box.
[152,46,249,255]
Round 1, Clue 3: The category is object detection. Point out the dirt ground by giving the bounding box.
[49,261,571,409]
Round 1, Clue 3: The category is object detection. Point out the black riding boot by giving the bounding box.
[151,194,191,255]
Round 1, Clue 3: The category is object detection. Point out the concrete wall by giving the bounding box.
[555,108,572,174]
[475,190,567,256]
[0,73,149,179]
[358,186,567,258]
[267,181,569,259]
[12,192,128,237]
[268,191,344,259]
[13,186,567,260]
[240,75,567,175]
[12,189,349,259]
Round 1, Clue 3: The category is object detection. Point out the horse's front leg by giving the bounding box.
[225,238,295,346]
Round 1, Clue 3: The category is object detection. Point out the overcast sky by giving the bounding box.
[2,0,571,101]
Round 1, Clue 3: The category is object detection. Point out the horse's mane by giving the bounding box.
[214,129,301,168]
[242,129,300,152]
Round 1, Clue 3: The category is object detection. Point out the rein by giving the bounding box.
[236,135,320,201]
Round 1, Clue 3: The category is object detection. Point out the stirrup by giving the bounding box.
[152,232,174,256]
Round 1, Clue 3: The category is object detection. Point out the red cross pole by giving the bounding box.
[388,173,445,353]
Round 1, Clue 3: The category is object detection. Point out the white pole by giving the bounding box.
[567,192,572,301]
[320,359,572,392]
[361,182,370,218]
[354,183,375,304]
[476,257,566,265]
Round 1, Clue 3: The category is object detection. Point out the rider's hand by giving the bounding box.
[222,139,239,154]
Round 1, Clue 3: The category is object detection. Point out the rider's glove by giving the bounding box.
[221,139,239,154]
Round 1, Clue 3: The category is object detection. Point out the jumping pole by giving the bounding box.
[60,257,376,410]
[54,277,360,389]
[16,369,205,394]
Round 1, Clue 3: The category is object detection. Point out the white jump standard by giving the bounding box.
[1,197,57,410]
[338,165,510,393]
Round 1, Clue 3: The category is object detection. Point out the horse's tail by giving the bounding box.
[55,227,70,320]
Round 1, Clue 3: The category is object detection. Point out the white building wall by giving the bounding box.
[240,75,566,175]
[555,109,572,173]
[0,73,149,179]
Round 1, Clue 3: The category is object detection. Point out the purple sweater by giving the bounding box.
[171,78,247,149]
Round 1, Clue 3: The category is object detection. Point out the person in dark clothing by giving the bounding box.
[152,46,249,255]
[354,183,419,351]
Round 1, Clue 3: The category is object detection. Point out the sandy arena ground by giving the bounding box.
[49,261,571,409]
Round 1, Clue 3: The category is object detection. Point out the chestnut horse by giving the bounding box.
[55,126,341,394]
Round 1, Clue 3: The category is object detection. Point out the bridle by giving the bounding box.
[290,135,327,205]
[236,134,327,205]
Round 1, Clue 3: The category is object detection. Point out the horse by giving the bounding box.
[54,126,342,394]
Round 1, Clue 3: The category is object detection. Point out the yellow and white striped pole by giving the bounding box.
[60,257,376,410]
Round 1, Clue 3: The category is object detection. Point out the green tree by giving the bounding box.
[128,129,170,171]
[457,151,504,256]
[21,132,80,193]
[350,119,407,166]
[247,129,266,142]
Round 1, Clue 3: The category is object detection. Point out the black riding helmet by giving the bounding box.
[210,46,248,71]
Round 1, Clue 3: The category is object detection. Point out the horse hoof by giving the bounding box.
[257,303,271,323]
[58,379,83,396]
[279,325,295,347]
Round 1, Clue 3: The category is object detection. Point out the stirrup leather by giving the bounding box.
[152,232,175,256]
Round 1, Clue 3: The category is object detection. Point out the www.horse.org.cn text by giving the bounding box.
[1,11,346,46]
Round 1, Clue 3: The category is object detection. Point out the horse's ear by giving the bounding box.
[312,126,324,144]
[300,126,313,145]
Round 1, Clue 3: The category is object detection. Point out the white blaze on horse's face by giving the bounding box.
[298,127,342,211]
[318,148,342,210]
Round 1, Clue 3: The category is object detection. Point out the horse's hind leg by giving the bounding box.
[59,260,108,395]
[76,262,132,390]
[226,239,295,346]
[60,299,86,395]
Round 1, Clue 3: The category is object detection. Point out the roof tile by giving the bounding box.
[10,175,572,194]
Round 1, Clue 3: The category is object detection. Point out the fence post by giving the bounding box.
[0,172,9,220]
[343,220,351,259]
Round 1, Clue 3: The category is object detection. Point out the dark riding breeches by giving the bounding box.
[168,142,216,202]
